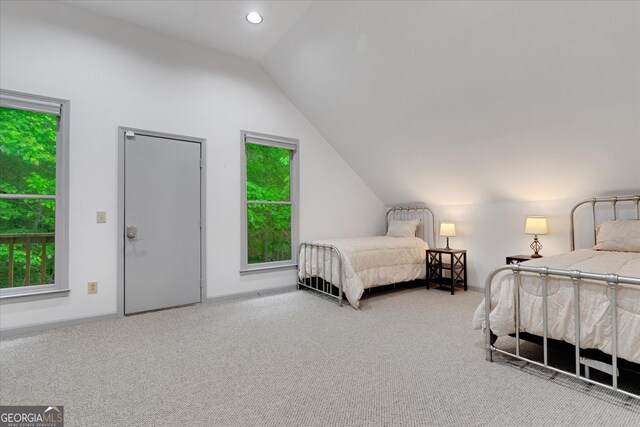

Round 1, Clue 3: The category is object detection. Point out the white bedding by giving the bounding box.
[472,249,640,363]
[298,236,428,309]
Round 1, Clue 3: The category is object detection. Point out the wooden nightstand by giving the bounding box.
[506,255,537,264]
[426,248,467,295]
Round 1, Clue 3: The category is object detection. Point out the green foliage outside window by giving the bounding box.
[246,143,292,264]
[0,107,57,287]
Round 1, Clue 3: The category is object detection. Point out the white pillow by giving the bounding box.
[386,219,420,238]
[593,219,640,253]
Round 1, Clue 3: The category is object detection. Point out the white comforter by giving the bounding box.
[298,236,428,309]
[472,249,640,363]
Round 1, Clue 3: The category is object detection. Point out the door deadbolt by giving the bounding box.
[126,226,137,240]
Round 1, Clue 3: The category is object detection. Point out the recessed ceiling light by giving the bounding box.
[246,12,263,24]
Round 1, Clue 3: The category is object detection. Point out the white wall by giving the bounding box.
[430,194,639,290]
[0,1,384,330]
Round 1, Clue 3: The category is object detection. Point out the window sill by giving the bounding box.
[0,289,70,304]
[240,263,298,275]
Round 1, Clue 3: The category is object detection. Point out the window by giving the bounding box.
[0,90,69,299]
[241,131,299,272]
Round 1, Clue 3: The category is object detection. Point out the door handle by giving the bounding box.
[126,226,137,240]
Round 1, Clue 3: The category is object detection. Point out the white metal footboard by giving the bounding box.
[484,264,640,399]
[298,242,344,306]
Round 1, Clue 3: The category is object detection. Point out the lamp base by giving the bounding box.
[445,237,450,250]
[530,235,543,258]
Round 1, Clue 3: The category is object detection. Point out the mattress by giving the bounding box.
[298,236,428,309]
[472,249,640,363]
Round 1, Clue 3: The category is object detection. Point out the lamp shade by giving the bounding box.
[525,216,548,235]
[440,222,456,237]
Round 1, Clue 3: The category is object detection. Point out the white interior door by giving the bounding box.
[124,132,201,314]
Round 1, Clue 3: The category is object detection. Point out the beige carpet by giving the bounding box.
[1,286,638,426]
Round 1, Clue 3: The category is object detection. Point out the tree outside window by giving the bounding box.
[0,106,57,288]
[242,132,298,271]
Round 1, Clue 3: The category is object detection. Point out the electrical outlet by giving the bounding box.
[87,281,98,294]
[96,211,107,223]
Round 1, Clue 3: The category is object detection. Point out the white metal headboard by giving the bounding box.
[386,206,436,248]
[570,194,640,250]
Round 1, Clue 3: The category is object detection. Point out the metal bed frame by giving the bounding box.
[485,194,640,399]
[297,206,436,306]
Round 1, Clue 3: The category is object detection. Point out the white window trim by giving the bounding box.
[240,130,299,273]
[0,89,70,302]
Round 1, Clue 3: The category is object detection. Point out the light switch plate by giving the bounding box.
[88,281,98,294]
[96,211,107,223]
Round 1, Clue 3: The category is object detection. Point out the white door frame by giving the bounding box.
[117,127,206,317]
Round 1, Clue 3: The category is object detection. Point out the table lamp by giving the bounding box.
[440,222,456,250]
[525,216,548,258]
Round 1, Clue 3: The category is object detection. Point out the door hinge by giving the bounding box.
[200,158,204,168]
[125,131,135,138]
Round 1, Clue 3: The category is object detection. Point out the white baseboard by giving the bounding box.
[1,284,479,338]
[0,313,117,339]
[206,285,297,303]
[1,287,298,339]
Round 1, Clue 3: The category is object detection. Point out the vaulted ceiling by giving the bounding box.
[64,0,312,62]
[260,1,640,205]
[67,1,640,205]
